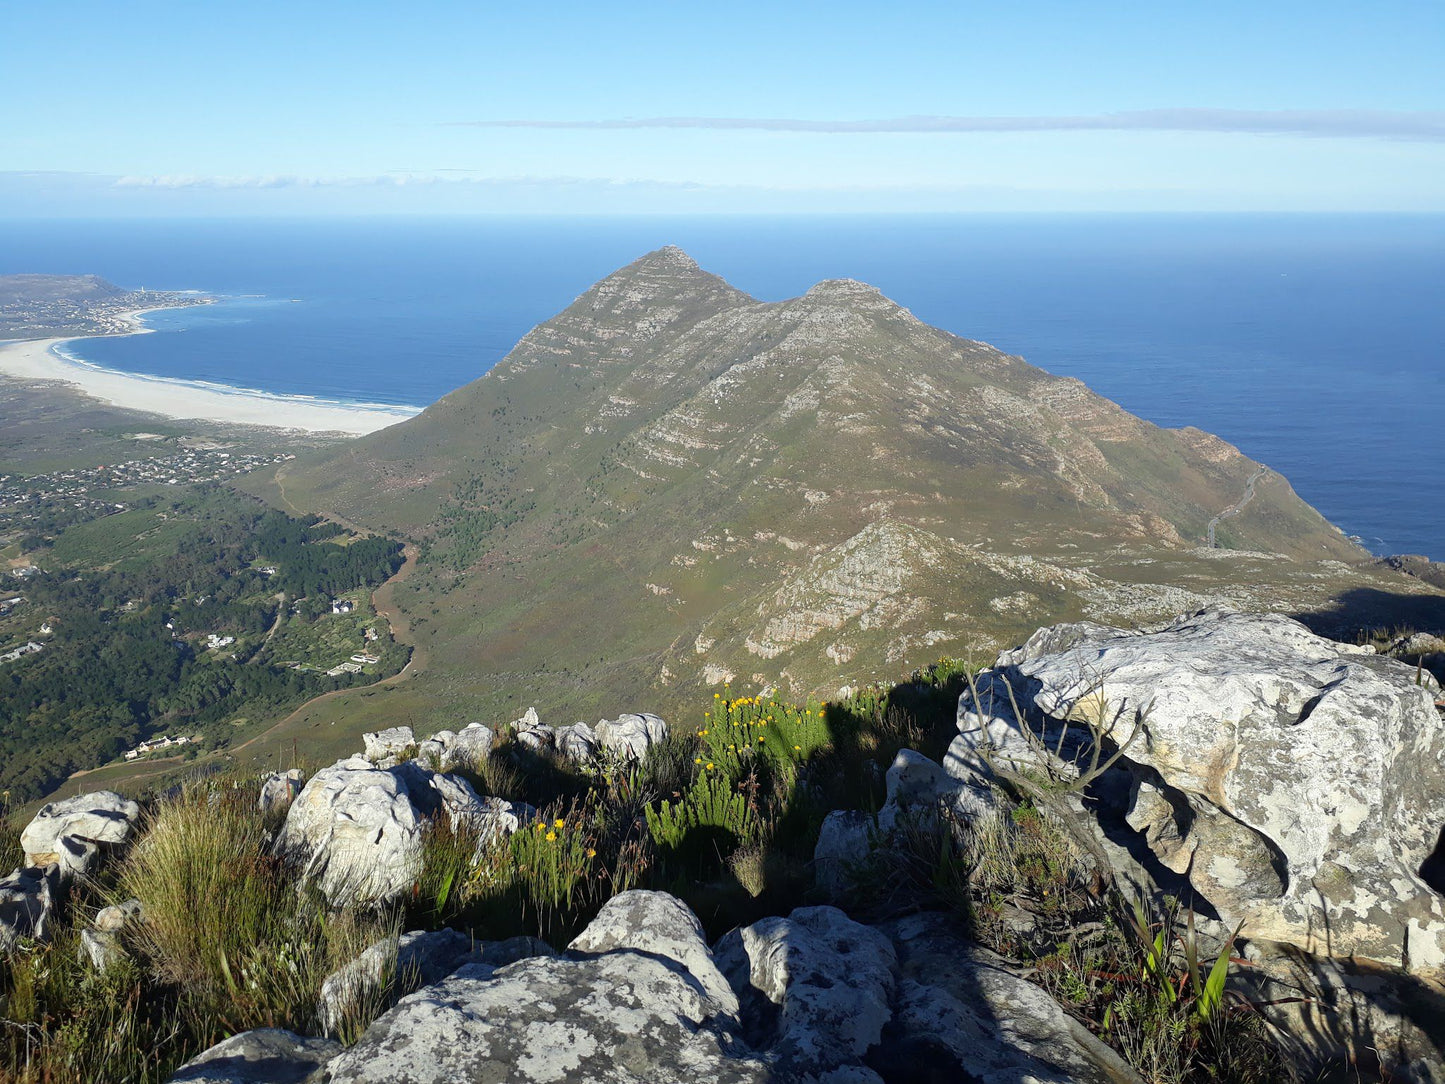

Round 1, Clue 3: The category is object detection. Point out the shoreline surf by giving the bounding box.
[0,309,422,435]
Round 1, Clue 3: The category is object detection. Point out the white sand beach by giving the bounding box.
[0,315,419,435]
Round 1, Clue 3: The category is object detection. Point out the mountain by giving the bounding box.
[264,247,1414,741]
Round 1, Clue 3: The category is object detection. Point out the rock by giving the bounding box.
[166,1028,341,1084]
[21,790,141,880]
[327,891,768,1084]
[973,609,1445,971]
[318,927,553,1037]
[259,769,306,815]
[80,927,120,970]
[880,911,1143,1083]
[414,737,446,770]
[555,720,599,761]
[813,749,997,897]
[361,726,415,764]
[713,905,896,1075]
[0,865,59,950]
[274,759,531,903]
[813,810,874,896]
[95,896,142,932]
[594,712,669,759]
[441,722,495,771]
[1231,942,1445,1081]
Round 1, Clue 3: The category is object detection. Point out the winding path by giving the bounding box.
[1208,466,1269,548]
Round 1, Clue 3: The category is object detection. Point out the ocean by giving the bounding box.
[1,215,1441,559]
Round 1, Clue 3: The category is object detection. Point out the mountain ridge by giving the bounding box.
[254,247,1427,743]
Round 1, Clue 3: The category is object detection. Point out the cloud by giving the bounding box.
[448,108,1445,142]
[109,172,712,190]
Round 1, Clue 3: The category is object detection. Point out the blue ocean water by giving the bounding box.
[1,215,1441,559]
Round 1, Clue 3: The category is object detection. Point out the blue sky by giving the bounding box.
[3,0,1443,215]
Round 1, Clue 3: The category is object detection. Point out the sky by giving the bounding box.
[3,0,1444,216]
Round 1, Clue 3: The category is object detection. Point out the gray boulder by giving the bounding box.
[166,1028,340,1084]
[555,721,600,761]
[443,722,496,771]
[21,790,141,880]
[713,905,896,1075]
[318,927,553,1037]
[274,758,531,904]
[327,890,768,1084]
[594,712,669,759]
[258,769,305,815]
[361,726,415,764]
[80,897,143,969]
[880,912,1142,1083]
[0,865,59,950]
[963,609,1445,971]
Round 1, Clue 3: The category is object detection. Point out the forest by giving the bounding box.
[0,489,406,803]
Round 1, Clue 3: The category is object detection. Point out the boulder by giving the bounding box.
[318,928,553,1036]
[258,769,306,815]
[361,726,415,764]
[0,865,59,950]
[813,749,997,897]
[167,1028,341,1084]
[443,722,495,771]
[962,609,1445,971]
[80,897,143,969]
[880,912,1143,1083]
[274,759,531,903]
[21,790,141,880]
[327,891,768,1084]
[594,712,669,759]
[713,905,896,1075]
[555,721,599,762]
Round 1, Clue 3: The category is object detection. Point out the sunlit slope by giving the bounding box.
[272,246,1374,727]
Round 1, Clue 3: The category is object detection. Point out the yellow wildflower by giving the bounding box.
[586,848,596,858]
[695,757,703,763]
[705,762,714,771]
[554,818,565,829]
[794,745,802,751]
[545,831,556,842]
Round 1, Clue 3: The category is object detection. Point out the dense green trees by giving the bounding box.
[0,493,407,802]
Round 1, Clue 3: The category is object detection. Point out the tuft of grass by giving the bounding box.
[116,782,388,1038]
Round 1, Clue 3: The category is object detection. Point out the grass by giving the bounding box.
[1,673,1293,1083]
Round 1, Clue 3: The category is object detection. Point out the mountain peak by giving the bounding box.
[627,245,702,275]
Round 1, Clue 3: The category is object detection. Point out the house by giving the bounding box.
[326,661,364,677]
[38,622,53,636]
[331,600,355,615]
[205,633,236,650]
[257,566,278,577]
[350,653,380,665]
[364,627,379,642]
[0,641,44,664]
[11,566,39,579]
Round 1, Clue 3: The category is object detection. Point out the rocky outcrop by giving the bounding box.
[21,790,141,880]
[167,1028,341,1084]
[881,912,1142,1083]
[360,726,415,764]
[814,748,996,896]
[414,722,496,773]
[325,891,768,1084]
[258,769,305,815]
[317,928,552,1037]
[274,758,532,904]
[79,897,142,970]
[955,608,1445,972]
[714,905,896,1077]
[0,864,59,950]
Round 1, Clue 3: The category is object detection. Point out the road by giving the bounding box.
[1208,467,1269,548]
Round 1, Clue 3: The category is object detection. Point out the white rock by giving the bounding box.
[166,1028,341,1084]
[441,723,495,772]
[713,905,896,1075]
[555,721,599,761]
[981,608,1445,970]
[274,760,530,904]
[259,769,306,815]
[361,726,415,763]
[327,891,767,1084]
[0,865,59,949]
[21,790,141,880]
[594,712,669,759]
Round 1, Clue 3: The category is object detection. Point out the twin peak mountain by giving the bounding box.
[281,247,1376,717]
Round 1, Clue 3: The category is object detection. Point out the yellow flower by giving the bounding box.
[757,736,765,744]
[793,745,802,751]
[586,848,597,858]
[545,831,556,842]
[714,693,721,699]
[554,818,565,829]
[695,756,703,763]
[705,762,714,771]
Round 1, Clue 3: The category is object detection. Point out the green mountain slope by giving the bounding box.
[265,247,1413,738]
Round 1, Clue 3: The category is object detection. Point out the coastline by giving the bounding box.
[0,308,421,436]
